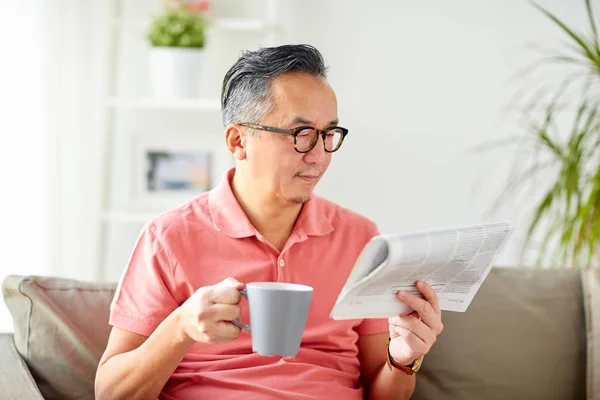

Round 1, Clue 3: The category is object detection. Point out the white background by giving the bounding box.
[0,0,586,332]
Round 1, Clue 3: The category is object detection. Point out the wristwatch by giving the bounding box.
[385,336,424,375]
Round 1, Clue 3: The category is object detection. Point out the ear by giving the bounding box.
[225,124,247,160]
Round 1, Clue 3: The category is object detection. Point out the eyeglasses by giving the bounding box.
[237,122,348,153]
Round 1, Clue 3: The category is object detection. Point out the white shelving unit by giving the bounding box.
[102,210,164,224]
[106,97,221,110]
[113,17,272,32]
[96,0,282,281]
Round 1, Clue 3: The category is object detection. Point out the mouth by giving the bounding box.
[295,172,321,183]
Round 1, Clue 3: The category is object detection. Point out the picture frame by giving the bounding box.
[131,134,218,211]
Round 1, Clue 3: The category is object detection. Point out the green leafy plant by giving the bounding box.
[147,8,207,48]
[481,0,600,268]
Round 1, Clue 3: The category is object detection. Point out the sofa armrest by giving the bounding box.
[0,333,44,400]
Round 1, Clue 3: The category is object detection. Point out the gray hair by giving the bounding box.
[220,44,328,127]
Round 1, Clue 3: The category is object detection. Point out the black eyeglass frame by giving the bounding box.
[237,122,348,153]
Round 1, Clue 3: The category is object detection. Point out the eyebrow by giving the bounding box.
[288,116,339,126]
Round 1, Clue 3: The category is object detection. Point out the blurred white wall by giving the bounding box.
[280,0,583,266]
[102,0,584,275]
[0,0,106,332]
[102,1,586,278]
[0,0,54,332]
[0,0,589,331]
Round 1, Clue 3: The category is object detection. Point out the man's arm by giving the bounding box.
[358,281,444,399]
[358,332,415,400]
[95,278,244,400]
[95,310,195,400]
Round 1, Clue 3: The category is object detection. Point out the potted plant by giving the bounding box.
[480,0,600,268]
[147,1,209,98]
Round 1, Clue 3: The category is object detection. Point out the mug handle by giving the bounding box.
[231,289,251,331]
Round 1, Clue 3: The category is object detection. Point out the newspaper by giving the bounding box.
[329,221,514,320]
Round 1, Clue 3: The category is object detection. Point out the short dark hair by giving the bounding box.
[220,44,328,126]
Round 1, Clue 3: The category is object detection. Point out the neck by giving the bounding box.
[231,168,303,249]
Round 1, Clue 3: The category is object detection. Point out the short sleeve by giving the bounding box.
[355,318,389,335]
[109,223,180,337]
[355,220,389,336]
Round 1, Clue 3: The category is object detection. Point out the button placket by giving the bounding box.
[276,256,286,282]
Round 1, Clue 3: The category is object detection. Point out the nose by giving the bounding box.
[302,134,328,163]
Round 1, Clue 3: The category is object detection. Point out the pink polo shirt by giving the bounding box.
[109,168,388,399]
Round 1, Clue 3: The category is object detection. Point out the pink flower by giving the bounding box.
[185,0,211,14]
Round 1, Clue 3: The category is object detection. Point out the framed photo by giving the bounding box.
[132,135,215,210]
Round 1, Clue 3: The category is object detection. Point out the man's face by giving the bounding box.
[244,72,338,205]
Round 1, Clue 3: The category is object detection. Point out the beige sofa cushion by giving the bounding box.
[2,275,116,400]
[582,267,600,400]
[412,267,586,400]
[0,333,44,400]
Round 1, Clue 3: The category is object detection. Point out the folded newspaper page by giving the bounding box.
[330,221,514,320]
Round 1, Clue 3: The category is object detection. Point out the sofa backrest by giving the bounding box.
[582,266,600,400]
[1,267,591,400]
[2,275,115,400]
[412,266,586,400]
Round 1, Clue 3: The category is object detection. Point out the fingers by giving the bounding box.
[388,315,436,347]
[209,286,241,305]
[417,280,441,314]
[185,278,248,344]
[195,302,243,343]
[211,303,241,322]
[198,320,242,343]
[221,277,245,289]
[213,321,242,340]
[397,281,443,335]
[208,278,244,304]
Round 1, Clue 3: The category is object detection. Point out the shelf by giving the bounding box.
[103,210,161,224]
[212,18,269,31]
[107,97,221,111]
[113,17,271,32]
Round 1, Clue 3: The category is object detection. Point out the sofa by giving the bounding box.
[1,266,599,400]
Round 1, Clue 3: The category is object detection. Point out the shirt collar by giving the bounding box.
[208,168,334,239]
[208,168,256,238]
[294,193,334,239]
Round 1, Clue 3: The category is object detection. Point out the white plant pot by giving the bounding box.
[149,47,204,98]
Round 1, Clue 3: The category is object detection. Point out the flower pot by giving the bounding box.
[149,47,203,98]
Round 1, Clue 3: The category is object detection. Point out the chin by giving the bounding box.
[285,193,312,204]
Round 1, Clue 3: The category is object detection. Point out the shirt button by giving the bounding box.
[279,259,285,267]
[257,235,263,241]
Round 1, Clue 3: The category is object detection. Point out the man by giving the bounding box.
[95,44,443,400]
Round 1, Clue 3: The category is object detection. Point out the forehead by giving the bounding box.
[268,73,337,124]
